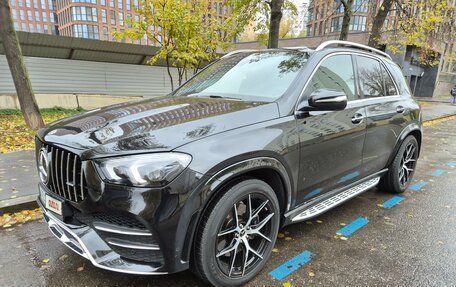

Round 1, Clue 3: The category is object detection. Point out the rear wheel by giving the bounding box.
[380,135,419,193]
[192,179,280,287]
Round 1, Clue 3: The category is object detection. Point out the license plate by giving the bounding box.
[45,194,62,215]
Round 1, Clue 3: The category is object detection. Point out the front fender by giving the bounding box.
[386,121,423,167]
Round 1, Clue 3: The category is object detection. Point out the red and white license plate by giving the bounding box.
[45,194,62,215]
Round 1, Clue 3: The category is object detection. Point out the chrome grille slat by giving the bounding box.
[38,141,88,203]
[73,154,78,201]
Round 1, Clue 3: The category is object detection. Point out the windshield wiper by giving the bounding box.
[188,94,243,100]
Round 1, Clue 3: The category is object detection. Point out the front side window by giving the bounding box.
[173,51,309,102]
[303,54,356,101]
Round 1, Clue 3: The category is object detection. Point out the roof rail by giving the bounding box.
[221,49,258,58]
[315,40,392,60]
[283,46,310,51]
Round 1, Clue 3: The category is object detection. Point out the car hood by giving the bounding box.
[37,96,279,159]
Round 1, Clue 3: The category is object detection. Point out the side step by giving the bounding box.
[291,177,380,223]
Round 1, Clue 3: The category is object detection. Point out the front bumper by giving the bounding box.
[38,199,168,275]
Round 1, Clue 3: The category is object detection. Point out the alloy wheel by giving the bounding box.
[215,194,275,278]
[398,142,417,187]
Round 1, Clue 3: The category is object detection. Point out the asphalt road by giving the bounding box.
[1,119,455,287]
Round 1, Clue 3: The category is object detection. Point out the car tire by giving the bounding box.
[379,135,419,193]
[192,178,280,287]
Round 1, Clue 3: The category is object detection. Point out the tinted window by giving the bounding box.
[173,51,309,102]
[356,56,384,97]
[381,65,398,96]
[388,62,411,96]
[303,55,356,101]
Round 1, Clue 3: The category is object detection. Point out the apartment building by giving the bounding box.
[8,0,231,45]
[305,0,397,38]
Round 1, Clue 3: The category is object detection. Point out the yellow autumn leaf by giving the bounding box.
[283,282,291,287]
[42,259,50,263]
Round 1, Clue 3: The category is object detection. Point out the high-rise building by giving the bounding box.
[8,0,231,45]
[305,0,396,38]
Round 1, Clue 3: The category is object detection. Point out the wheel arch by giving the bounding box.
[183,156,294,264]
[387,123,422,167]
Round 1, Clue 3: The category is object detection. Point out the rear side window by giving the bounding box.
[304,54,356,101]
[387,62,412,96]
[356,55,398,97]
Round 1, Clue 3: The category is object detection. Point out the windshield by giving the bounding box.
[172,50,309,102]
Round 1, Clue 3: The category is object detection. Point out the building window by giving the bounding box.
[219,2,222,14]
[126,0,130,10]
[20,10,24,20]
[133,0,138,8]
[71,0,97,3]
[35,11,40,21]
[126,13,131,28]
[18,0,23,6]
[109,0,114,8]
[213,3,216,12]
[42,11,47,22]
[12,10,17,20]
[14,23,20,30]
[71,6,98,22]
[50,12,55,22]
[119,12,124,26]
[25,0,30,7]
[103,27,108,40]
[48,0,52,9]
[118,0,122,9]
[101,0,105,5]
[110,10,116,25]
[27,10,32,20]
[21,23,26,30]
[330,16,343,32]
[353,0,368,13]
[101,9,107,23]
[37,24,42,33]
[307,8,313,22]
[33,0,37,8]
[10,0,16,6]
[349,15,366,31]
[72,24,99,39]
[41,0,46,8]
[29,23,34,32]
[334,1,344,13]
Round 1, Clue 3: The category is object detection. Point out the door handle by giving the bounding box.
[351,113,364,124]
[396,106,405,113]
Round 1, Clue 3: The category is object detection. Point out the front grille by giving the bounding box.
[39,142,88,202]
[74,211,148,230]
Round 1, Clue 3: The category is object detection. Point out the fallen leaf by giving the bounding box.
[272,248,279,253]
[316,220,323,224]
[277,233,285,238]
[305,221,312,225]
[283,282,291,287]
[284,231,290,235]
[59,254,69,261]
[284,237,292,241]
[40,265,50,270]
[340,223,346,226]
[42,259,50,263]
[77,266,84,272]
[308,271,315,277]
[340,236,348,241]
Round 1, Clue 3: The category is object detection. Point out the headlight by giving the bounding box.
[95,153,192,187]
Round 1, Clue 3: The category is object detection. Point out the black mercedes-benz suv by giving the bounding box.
[36,40,421,286]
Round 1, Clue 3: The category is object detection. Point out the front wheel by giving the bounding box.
[380,135,419,193]
[192,179,280,287]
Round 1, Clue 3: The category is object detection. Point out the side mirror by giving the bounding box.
[298,89,348,112]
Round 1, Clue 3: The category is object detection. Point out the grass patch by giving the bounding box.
[0,107,84,153]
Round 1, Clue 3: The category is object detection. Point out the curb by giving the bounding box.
[1,113,455,215]
[0,194,38,215]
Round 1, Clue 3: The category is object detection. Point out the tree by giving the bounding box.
[230,0,297,48]
[114,0,240,91]
[339,0,354,41]
[387,0,456,66]
[368,0,394,49]
[0,0,44,129]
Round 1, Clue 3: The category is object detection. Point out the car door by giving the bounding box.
[296,54,367,204]
[353,55,406,176]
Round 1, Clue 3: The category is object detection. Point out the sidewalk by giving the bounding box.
[1,101,455,214]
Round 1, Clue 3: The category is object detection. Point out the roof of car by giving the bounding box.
[224,40,392,61]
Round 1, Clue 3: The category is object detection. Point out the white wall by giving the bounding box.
[0,55,179,97]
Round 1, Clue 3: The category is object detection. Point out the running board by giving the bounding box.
[291,177,380,223]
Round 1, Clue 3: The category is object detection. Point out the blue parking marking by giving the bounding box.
[338,171,360,183]
[448,161,456,167]
[409,181,427,191]
[381,196,405,209]
[431,169,445,177]
[269,250,313,281]
[304,188,321,200]
[336,217,369,237]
